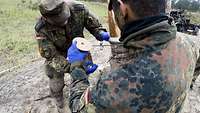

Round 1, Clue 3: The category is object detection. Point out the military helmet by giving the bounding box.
[39,0,71,25]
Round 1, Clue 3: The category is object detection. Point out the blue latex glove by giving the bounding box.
[67,41,89,64]
[83,61,98,75]
[100,31,110,41]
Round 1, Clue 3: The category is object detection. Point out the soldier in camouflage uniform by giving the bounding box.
[67,0,200,113]
[34,0,108,109]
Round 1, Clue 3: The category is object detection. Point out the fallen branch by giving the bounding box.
[34,95,51,101]
[0,58,41,77]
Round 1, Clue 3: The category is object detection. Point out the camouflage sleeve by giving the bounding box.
[69,60,169,113]
[68,63,90,113]
[185,34,200,88]
[67,47,193,113]
[89,56,186,113]
[84,6,107,41]
[35,21,70,73]
[190,37,200,81]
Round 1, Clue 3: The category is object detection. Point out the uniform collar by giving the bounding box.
[120,16,176,49]
[120,15,169,42]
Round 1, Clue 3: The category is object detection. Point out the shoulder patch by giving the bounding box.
[35,18,46,32]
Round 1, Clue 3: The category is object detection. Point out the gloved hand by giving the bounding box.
[67,41,98,75]
[83,61,98,75]
[99,31,110,41]
[67,41,89,64]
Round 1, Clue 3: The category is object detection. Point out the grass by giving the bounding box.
[81,1,107,23]
[81,1,108,39]
[186,12,200,24]
[0,0,40,71]
[0,0,107,71]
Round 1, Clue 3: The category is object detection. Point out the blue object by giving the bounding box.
[67,41,98,74]
[67,41,89,63]
[100,31,110,41]
[84,61,98,75]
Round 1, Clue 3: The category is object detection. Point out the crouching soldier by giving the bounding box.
[34,0,110,110]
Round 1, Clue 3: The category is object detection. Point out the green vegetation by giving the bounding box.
[186,12,200,24]
[172,0,200,12]
[81,1,107,23]
[81,1,108,39]
[0,0,39,71]
[78,0,107,3]
[172,0,200,24]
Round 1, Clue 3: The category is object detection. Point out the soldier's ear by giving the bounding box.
[118,0,127,17]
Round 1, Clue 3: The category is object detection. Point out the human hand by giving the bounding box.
[83,61,98,75]
[67,41,89,64]
[99,31,110,41]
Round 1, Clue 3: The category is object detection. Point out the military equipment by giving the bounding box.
[170,10,200,36]
[73,38,92,51]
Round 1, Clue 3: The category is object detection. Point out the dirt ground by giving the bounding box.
[0,39,200,113]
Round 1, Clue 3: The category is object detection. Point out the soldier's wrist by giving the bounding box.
[63,63,70,73]
[70,62,88,80]
[96,29,107,41]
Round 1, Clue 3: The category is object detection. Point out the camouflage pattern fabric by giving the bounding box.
[192,58,200,88]
[68,20,200,113]
[34,0,106,109]
[35,1,105,72]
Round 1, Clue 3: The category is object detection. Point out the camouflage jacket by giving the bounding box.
[35,1,105,73]
[69,20,200,113]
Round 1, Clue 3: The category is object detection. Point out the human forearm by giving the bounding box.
[69,65,90,113]
[37,39,70,73]
[84,7,108,41]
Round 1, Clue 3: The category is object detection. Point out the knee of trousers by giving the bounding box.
[45,64,64,93]
[45,63,64,79]
[49,78,64,95]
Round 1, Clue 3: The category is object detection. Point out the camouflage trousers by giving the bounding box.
[44,53,93,109]
[45,61,65,108]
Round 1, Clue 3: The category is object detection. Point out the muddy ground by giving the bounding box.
[0,39,200,113]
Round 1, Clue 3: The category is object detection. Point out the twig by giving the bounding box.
[0,58,41,77]
[34,95,51,101]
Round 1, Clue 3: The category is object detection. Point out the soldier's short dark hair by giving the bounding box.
[109,0,166,17]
